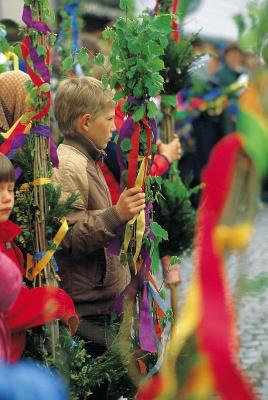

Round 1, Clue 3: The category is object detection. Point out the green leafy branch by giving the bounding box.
[101,12,172,119]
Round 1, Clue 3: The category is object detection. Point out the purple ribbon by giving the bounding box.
[111,248,151,314]
[28,40,50,83]
[107,225,125,256]
[31,125,59,168]
[145,201,154,240]
[15,167,23,181]
[149,117,158,144]
[22,5,51,34]
[127,96,145,105]
[7,126,58,168]
[6,134,27,160]
[139,282,158,352]
[116,116,135,182]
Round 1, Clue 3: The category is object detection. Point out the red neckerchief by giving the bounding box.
[0,220,21,244]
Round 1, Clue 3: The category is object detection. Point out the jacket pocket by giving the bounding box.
[89,249,107,287]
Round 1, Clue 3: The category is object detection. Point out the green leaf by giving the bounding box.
[94,53,105,66]
[77,49,89,66]
[151,143,158,154]
[37,45,46,57]
[13,43,22,58]
[151,58,165,72]
[62,56,73,70]
[170,256,181,265]
[40,83,50,93]
[161,95,177,107]
[148,42,164,57]
[147,100,159,118]
[113,90,125,101]
[151,15,172,34]
[102,27,113,41]
[21,112,33,124]
[151,245,160,274]
[133,81,143,98]
[159,36,168,49]
[128,39,140,55]
[101,75,109,90]
[145,78,162,97]
[152,222,168,241]
[120,138,131,152]
[132,105,145,122]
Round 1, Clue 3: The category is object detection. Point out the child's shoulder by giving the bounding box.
[57,144,88,170]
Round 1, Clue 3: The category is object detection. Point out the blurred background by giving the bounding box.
[0,0,257,41]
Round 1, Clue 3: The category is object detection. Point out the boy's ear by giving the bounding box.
[77,113,91,133]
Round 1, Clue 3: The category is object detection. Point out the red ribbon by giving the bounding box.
[126,123,140,188]
[172,0,180,42]
[197,133,257,399]
[21,38,51,121]
[0,122,28,155]
[141,117,153,189]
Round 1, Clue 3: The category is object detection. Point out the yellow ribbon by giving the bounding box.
[20,177,51,191]
[214,223,253,252]
[5,51,19,71]
[28,217,69,280]
[228,81,247,93]
[158,275,215,398]
[123,158,147,272]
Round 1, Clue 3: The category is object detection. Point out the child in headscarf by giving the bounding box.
[0,70,29,133]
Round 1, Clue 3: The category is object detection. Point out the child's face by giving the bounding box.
[0,182,14,222]
[82,107,116,150]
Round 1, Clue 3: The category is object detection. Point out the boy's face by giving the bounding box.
[0,182,14,222]
[82,107,116,150]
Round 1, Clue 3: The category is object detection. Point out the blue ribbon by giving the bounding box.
[57,1,79,53]
[34,251,58,272]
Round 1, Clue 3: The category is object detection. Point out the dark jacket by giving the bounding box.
[52,134,130,317]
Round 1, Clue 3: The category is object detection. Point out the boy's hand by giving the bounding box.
[157,135,182,163]
[115,187,146,222]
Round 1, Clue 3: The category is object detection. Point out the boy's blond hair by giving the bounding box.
[54,77,115,137]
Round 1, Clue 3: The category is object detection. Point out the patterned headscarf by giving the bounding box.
[0,70,29,132]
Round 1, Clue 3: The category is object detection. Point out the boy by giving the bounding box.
[52,77,145,396]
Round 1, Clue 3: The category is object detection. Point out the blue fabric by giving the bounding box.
[57,1,79,53]
[0,361,67,400]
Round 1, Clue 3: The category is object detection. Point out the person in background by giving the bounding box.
[216,43,246,87]
[0,19,26,72]
[215,43,247,137]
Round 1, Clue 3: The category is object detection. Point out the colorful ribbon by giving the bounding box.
[172,0,180,42]
[20,177,52,192]
[21,38,51,121]
[5,51,19,70]
[57,1,79,53]
[28,218,69,280]
[22,5,51,34]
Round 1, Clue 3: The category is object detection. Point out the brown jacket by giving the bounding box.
[52,134,130,317]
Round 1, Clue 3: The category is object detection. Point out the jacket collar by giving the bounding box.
[63,134,106,162]
[0,220,21,243]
